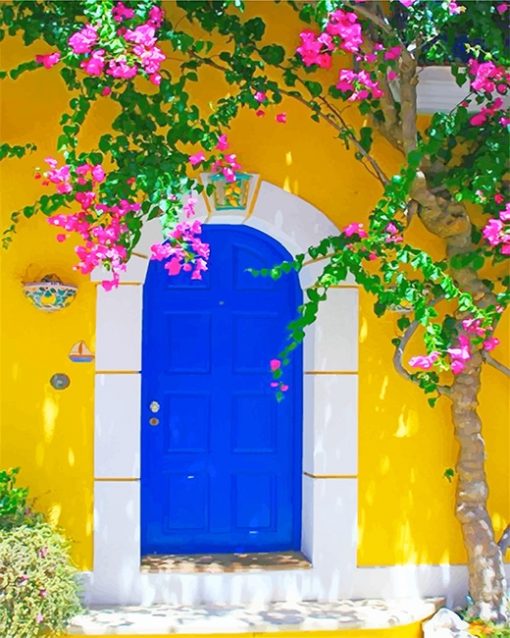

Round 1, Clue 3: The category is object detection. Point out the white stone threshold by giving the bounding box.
[68,597,443,635]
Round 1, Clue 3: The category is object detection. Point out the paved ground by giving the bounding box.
[68,597,443,634]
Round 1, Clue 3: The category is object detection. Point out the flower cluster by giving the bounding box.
[482,202,510,255]
[336,69,383,102]
[150,195,209,280]
[468,59,510,95]
[37,2,165,86]
[39,158,137,290]
[410,317,500,375]
[269,358,288,393]
[469,97,508,127]
[296,9,363,69]
[188,134,243,183]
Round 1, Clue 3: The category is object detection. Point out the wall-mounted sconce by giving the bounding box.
[201,172,259,214]
[22,274,77,312]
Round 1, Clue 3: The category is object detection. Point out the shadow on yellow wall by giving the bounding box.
[0,1,508,573]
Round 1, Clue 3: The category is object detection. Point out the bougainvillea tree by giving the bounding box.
[0,0,509,624]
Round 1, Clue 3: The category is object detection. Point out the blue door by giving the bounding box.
[141,225,302,554]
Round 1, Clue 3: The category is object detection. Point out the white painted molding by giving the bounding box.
[90,181,364,606]
[95,374,141,478]
[417,65,510,113]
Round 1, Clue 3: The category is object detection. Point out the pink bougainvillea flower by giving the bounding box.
[107,58,138,79]
[280,384,289,392]
[56,233,67,242]
[494,193,505,204]
[387,70,398,81]
[409,351,439,370]
[149,72,162,85]
[36,613,44,625]
[255,109,265,117]
[276,112,287,123]
[165,257,182,276]
[398,0,416,7]
[450,360,465,375]
[216,134,229,150]
[482,218,504,246]
[325,9,363,53]
[343,222,367,238]
[254,91,267,103]
[189,151,206,167]
[35,52,61,69]
[112,1,135,22]
[101,86,112,96]
[470,112,487,127]
[483,336,500,351]
[499,203,510,221]
[148,5,164,27]
[461,318,485,337]
[81,49,105,76]
[384,46,402,61]
[91,165,106,183]
[270,381,279,388]
[496,2,508,14]
[75,191,96,209]
[296,30,333,68]
[447,0,463,15]
[68,24,98,55]
[270,359,281,371]
[124,24,156,47]
[336,69,383,101]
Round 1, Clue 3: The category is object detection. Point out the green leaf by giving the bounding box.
[359,127,373,154]
[304,80,322,97]
[259,45,285,65]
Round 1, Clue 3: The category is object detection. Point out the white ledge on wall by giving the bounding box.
[417,65,510,114]
[417,66,468,114]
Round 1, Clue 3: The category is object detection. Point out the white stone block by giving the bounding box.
[90,254,148,284]
[304,287,358,372]
[95,374,141,479]
[303,374,357,476]
[92,480,141,604]
[95,285,142,371]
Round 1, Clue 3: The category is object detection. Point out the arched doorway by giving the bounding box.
[141,225,303,554]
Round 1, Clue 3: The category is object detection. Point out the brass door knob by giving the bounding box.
[149,417,159,426]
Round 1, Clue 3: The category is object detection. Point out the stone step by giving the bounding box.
[66,597,443,635]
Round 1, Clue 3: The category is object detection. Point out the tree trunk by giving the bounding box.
[412,186,509,623]
[450,351,508,624]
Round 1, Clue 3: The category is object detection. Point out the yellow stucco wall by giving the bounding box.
[0,2,508,572]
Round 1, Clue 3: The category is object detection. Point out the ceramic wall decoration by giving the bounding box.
[23,274,77,312]
[68,340,95,363]
[50,373,71,390]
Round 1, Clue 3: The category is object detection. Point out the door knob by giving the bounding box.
[149,401,160,413]
[149,417,159,426]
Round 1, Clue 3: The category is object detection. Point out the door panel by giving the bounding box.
[141,225,302,554]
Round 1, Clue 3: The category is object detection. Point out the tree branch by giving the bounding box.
[399,50,418,154]
[483,352,510,377]
[350,1,394,36]
[497,524,510,554]
[393,314,451,396]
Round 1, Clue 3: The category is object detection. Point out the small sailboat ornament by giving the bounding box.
[68,340,95,363]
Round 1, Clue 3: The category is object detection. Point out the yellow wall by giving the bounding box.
[0,1,508,572]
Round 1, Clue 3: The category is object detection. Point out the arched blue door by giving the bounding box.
[141,225,302,554]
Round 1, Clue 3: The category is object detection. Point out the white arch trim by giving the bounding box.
[87,180,478,608]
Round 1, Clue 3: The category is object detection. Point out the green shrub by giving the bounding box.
[0,522,82,638]
[0,468,42,529]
